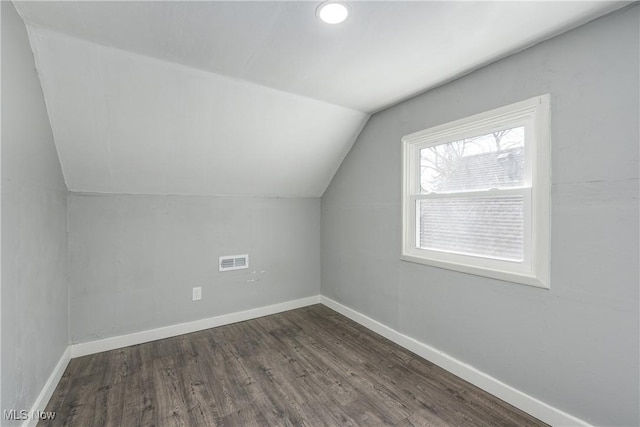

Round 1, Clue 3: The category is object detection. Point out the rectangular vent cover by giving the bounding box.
[219,254,249,272]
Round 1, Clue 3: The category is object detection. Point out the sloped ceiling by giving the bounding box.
[14,1,627,197]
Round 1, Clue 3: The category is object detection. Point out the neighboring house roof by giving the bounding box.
[419,148,525,261]
[435,147,524,192]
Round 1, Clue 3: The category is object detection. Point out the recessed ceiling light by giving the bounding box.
[316,1,349,24]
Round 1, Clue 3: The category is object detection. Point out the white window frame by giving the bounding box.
[401,94,550,289]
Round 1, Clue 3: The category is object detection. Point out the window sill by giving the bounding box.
[400,253,549,289]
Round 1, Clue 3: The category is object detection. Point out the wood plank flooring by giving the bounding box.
[40,305,546,426]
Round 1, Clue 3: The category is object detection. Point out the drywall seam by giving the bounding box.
[67,191,323,200]
[21,347,71,427]
[70,295,321,358]
[320,296,592,427]
[0,1,3,417]
[22,23,70,190]
[367,3,630,115]
[65,195,71,356]
[318,114,371,197]
[21,21,367,115]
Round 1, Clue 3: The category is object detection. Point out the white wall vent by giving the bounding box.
[219,254,249,272]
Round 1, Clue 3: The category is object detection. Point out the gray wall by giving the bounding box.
[68,193,320,343]
[322,6,639,426]
[1,1,69,422]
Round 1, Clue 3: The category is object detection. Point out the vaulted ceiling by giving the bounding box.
[14,1,626,197]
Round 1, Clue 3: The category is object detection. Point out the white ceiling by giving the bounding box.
[14,1,627,197]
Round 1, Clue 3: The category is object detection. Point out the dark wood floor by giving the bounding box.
[41,305,546,426]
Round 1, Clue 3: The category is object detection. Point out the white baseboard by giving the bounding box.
[31,295,589,427]
[22,347,71,427]
[320,296,590,427]
[71,295,321,358]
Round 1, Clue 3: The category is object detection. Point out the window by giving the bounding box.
[401,95,550,288]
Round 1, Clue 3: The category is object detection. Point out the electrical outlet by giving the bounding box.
[192,286,202,301]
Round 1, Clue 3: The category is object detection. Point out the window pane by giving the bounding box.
[420,126,525,193]
[417,195,524,261]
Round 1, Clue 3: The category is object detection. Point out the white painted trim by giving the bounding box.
[401,94,550,289]
[320,296,591,427]
[28,295,589,427]
[22,347,71,427]
[70,295,321,358]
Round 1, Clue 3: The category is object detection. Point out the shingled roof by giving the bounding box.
[435,147,524,192]
[419,148,525,261]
